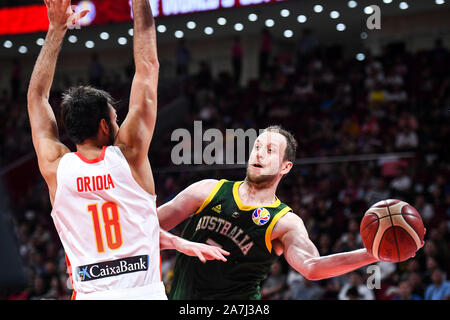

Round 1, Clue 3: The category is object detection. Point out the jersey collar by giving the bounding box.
[232,181,281,211]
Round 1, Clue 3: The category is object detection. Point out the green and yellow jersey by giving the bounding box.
[169,179,291,300]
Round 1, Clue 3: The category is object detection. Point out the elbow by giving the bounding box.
[303,272,323,281]
[303,273,323,281]
[157,211,172,232]
[302,265,324,281]
[27,87,37,102]
[158,220,170,232]
[27,85,47,102]
[27,92,46,107]
[304,274,323,281]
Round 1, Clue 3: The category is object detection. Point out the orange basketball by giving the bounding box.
[360,199,425,262]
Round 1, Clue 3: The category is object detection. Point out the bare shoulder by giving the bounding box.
[271,211,308,240]
[183,179,220,200]
[157,179,221,230]
[270,211,314,256]
[37,140,70,178]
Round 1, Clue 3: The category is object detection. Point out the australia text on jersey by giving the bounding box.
[195,215,254,256]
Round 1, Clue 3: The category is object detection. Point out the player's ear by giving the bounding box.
[281,161,293,175]
[99,118,110,136]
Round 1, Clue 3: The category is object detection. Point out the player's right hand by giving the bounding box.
[44,0,89,30]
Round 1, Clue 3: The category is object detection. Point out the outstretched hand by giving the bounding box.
[44,0,89,30]
[176,238,230,263]
[411,227,427,258]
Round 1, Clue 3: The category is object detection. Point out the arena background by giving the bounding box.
[0,0,449,301]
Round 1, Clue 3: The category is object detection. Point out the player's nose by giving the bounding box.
[256,151,264,162]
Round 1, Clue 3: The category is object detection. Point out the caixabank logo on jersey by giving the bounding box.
[75,255,148,282]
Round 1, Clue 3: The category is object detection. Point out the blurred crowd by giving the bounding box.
[0,31,449,300]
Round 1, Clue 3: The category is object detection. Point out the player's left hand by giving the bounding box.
[175,238,230,263]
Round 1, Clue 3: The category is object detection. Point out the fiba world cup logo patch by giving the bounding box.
[252,208,270,226]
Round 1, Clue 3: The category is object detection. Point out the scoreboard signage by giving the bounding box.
[0,0,288,36]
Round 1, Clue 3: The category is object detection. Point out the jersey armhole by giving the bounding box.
[265,206,292,253]
[51,153,72,211]
[194,179,227,214]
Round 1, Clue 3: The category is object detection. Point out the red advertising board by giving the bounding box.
[0,0,288,36]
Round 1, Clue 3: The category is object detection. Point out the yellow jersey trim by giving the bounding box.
[265,206,292,253]
[195,179,227,214]
[232,181,281,211]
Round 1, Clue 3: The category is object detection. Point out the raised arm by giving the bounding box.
[27,0,87,200]
[115,0,159,162]
[157,179,219,231]
[272,212,378,281]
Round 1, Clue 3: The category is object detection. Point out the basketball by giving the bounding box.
[360,199,425,262]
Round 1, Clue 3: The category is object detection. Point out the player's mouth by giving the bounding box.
[251,163,264,169]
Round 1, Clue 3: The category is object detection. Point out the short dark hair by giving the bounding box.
[263,125,298,163]
[61,86,116,144]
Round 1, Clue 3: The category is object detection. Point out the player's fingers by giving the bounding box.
[207,249,227,262]
[61,0,70,10]
[217,248,230,256]
[79,9,90,18]
[194,249,206,263]
[43,0,51,8]
[69,9,89,27]
[59,0,70,14]
[212,248,228,261]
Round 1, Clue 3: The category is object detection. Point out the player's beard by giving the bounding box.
[245,165,278,186]
[107,125,116,146]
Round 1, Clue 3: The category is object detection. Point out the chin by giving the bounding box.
[246,169,278,185]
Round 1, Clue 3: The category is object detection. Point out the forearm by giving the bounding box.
[303,249,377,281]
[159,229,183,251]
[132,0,158,71]
[28,25,66,100]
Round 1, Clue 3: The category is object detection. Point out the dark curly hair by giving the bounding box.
[61,86,116,144]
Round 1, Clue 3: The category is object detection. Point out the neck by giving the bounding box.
[76,140,108,158]
[239,177,279,207]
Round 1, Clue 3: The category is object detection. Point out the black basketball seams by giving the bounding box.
[360,212,418,233]
[385,200,401,262]
[360,213,380,233]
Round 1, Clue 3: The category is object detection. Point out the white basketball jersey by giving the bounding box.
[51,146,165,299]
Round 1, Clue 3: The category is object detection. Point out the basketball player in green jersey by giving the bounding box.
[157,126,422,299]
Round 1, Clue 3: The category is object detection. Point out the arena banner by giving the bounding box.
[0,0,289,36]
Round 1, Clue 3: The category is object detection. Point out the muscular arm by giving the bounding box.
[116,0,159,160]
[27,0,87,200]
[272,212,378,281]
[115,0,159,195]
[27,23,68,164]
[157,179,218,231]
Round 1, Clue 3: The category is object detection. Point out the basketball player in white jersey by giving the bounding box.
[26,0,228,300]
